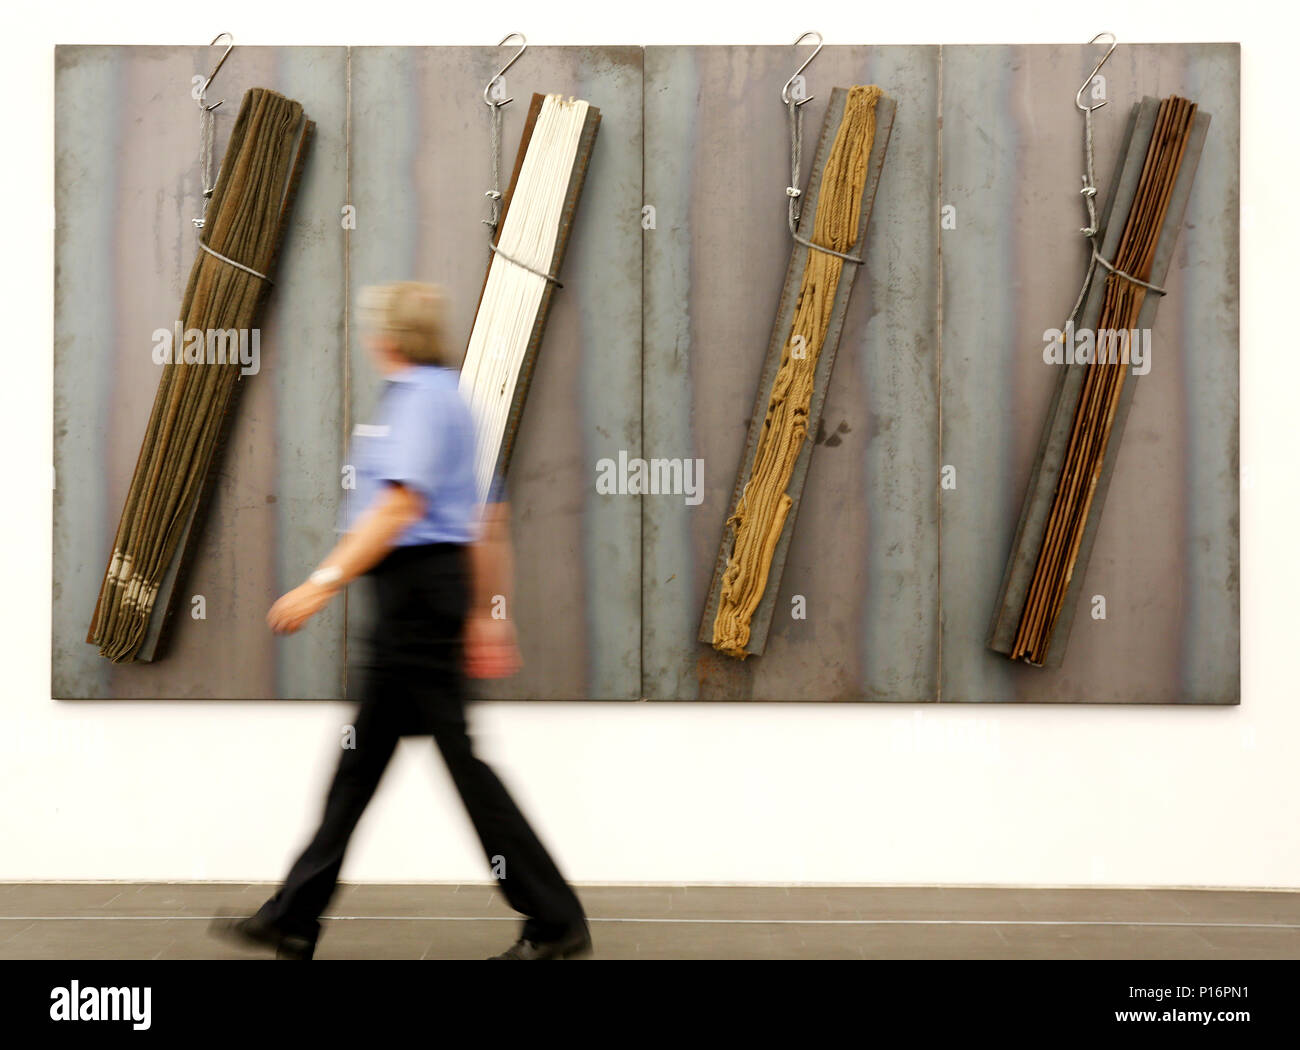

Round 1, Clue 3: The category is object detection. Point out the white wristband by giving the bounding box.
[309,566,343,589]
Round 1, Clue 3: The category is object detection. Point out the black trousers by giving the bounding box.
[256,543,585,946]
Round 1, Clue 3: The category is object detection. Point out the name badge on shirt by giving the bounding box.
[352,423,391,438]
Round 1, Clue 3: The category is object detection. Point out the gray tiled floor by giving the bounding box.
[0,884,1295,959]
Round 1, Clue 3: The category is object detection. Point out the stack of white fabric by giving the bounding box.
[459,93,590,502]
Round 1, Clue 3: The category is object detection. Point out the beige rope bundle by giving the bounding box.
[88,88,311,662]
[712,85,881,658]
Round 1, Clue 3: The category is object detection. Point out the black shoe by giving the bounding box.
[488,924,592,960]
[209,911,316,960]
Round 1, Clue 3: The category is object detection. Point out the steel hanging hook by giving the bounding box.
[484,33,527,108]
[1075,32,1117,113]
[192,32,233,229]
[198,32,234,112]
[781,31,823,107]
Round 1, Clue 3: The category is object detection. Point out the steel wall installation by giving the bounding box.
[52,42,1238,703]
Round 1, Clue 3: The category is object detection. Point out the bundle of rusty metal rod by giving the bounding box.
[1010,95,1198,664]
[87,88,312,663]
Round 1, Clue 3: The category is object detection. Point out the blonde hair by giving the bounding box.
[357,281,453,366]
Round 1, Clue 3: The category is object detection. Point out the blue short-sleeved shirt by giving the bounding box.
[341,364,495,545]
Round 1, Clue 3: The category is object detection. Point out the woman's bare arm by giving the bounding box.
[267,484,424,634]
[470,499,513,616]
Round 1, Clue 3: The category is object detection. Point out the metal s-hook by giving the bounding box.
[1057,31,1162,332]
[779,30,858,263]
[484,33,527,108]
[198,32,234,112]
[781,31,823,107]
[1075,31,1117,113]
[482,33,527,232]
[193,33,233,227]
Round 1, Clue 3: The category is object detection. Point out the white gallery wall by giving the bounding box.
[4,1,1296,888]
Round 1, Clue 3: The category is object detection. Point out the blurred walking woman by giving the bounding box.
[212,282,589,960]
